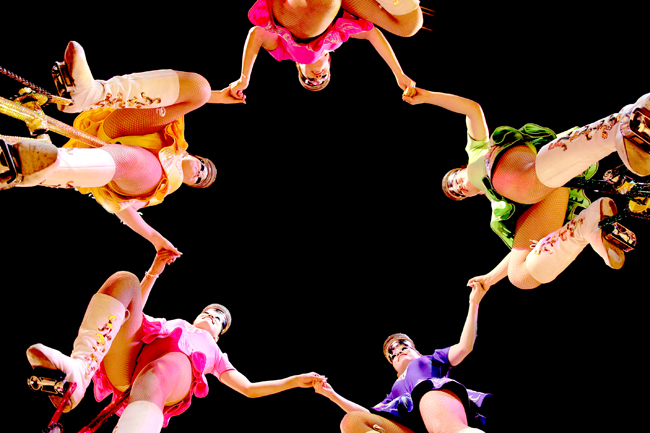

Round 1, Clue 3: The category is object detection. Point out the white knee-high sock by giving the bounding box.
[113,401,164,433]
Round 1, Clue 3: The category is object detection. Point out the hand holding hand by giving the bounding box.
[467,278,489,305]
[209,87,246,104]
[293,372,327,389]
[149,249,181,276]
[395,72,416,96]
[228,77,248,103]
[151,233,181,256]
[313,378,335,399]
[402,86,429,105]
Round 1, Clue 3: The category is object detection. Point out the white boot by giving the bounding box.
[617,93,650,177]
[26,293,127,412]
[59,41,180,114]
[375,0,420,15]
[3,140,116,189]
[1,139,58,189]
[525,197,625,284]
[113,401,164,433]
[25,147,116,189]
[536,93,650,187]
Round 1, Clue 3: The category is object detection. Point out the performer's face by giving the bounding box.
[182,156,208,186]
[388,341,420,375]
[299,52,331,85]
[193,309,225,340]
[449,168,482,198]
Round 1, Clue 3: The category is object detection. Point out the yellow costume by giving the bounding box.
[64,108,187,213]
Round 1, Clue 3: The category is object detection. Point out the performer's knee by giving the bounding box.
[98,271,140,298]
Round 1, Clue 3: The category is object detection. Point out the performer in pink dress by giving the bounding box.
[227,0,415,97]
[26,250,325,433]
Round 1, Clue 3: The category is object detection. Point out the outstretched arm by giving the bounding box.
[447,280,489,366]
[140,249,180,307]
[220,370,325,398]
[402,89,489,141]
[224,26,281,103]
[351,27,415,94]
[314,380,369,414]
[467,251,511,292]
[115,205,181,254]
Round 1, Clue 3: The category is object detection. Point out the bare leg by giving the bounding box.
[342,0,423,36]
[271,0,342,39]
[507,188,570,289]
[340,411,414,433]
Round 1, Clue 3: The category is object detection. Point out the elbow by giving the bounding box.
[249,26,268,44]
[240,387,259,399]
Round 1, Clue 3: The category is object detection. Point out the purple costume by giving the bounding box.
[371,347,492,431]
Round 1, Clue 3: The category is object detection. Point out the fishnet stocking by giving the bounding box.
[418,390,469,433]
[508,187,570,289]
[101,144,162,196]
[342,0,423,36]
[491,145,556,205]
[97,272,145,391]
[129,350,193,409]
[272,0,342,39]
[102,71,210,139]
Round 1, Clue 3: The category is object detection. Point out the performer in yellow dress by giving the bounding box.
[1,41,240,253]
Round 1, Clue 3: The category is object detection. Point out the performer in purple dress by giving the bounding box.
[314,282,491,433]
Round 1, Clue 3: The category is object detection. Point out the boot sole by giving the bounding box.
[621,137,650,177]
[599,199,625,269]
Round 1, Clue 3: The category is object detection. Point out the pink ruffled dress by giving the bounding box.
[91,315,236,427]
[249,0,373,64]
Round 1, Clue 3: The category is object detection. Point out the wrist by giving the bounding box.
[145,271,159,279]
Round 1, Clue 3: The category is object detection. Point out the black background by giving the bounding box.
[3,2,648,432]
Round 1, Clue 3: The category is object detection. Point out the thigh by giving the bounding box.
[419,390,468,433]
[131,350,194,408]
[341,0,422,37]
[340,411,414,433]
[99,272,146,388]
[103,71,210,138]
[492,145,555,204]
[507,188,570,289]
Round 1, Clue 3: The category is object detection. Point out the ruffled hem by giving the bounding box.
[65,108,187,213]
[248,0,373,64]
[91,315,214,427]
[371,377,492,430]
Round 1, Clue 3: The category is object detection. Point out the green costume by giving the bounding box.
[466,123,597,249]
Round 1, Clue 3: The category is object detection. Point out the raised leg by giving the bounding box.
[58,41,180,114]
[342,0,422,36]
[536,93,650,184]
[102,71,211,138]
[507,188,571,290]
[524,197,625,285]
[26,271,141,412]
